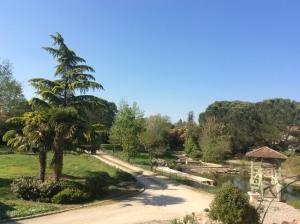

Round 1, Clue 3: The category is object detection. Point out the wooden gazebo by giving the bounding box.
[246,146,287,201]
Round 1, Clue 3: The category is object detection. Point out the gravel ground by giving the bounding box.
[262,200,300,224]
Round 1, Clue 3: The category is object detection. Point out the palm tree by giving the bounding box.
[3,111,53,182]
[48,107,82,181]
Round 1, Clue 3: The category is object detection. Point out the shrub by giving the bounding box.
[11,177,89,203]
[167,159,182,171]
[11,177,41,201]
[39,181,61,202]
[58,180,87,191]
[189,150,202,160]
[52,188,90,204]
[85,172,112,196]
[209,183,260,224]
[171,214,198,224]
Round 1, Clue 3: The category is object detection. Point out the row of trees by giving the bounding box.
[109,99,300,163]
[3,33,116,182]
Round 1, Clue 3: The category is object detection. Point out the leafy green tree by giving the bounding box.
[209,183,260,224]
[0,60,29,116]
[183,111,200,157]
[183,136,198,155]
[0,60,30,142]
[200,117,231,162]
[109,101,144,160]
[139,114,172,168]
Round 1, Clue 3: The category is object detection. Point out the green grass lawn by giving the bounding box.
[0,147,137,220]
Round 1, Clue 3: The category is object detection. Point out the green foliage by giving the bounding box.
[171,214,198,224]
[287,200,300,209]
[282,155,300,176]
[109,101,144,159]
[51,188,90,204]
[10,177,88,203]
[199,99,300,153]
[114,170,135,182]
[166,159,182,171]
[200,117,231,162]
[0,60,30,144]
[209,183,260,224]
[85,172,112,196]
[11,177,41,201]
[39,181,62,202]
[101,144,122,151]
[184,136,198,155]
[139,114,172,167]
[0,60,29,117]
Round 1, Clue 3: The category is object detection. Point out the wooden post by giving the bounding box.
[276,165,283,201]
[250,160,254,192]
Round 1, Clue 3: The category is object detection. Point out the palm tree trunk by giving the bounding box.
[39,150,47,182]
[54,133,64,181]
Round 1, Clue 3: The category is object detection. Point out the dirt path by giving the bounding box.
[5,152,300,224]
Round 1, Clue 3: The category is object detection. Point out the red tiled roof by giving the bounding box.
[246,146,287,160]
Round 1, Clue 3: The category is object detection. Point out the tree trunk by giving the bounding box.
[54,133,64,181]
[39,150,47,182]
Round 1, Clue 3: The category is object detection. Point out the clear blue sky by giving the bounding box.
[1,0,299,121]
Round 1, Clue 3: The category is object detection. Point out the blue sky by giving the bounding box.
[1,0,299,121]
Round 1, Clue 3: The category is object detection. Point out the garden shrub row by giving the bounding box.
[11,171,117,204]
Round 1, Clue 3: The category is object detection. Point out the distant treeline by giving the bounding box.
[199,99,300,154]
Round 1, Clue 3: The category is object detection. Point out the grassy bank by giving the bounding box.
[102,148,178,169]
[0,147,138,220]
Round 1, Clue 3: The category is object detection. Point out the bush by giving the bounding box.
[85,172,112,196]
[171,214,198,224]
[189,150,202,160]
[209,183,260,224]
[166,159,182,171]
[39,181,61,202]
[52,188,90,204]
[11,177,41,201]
[11,177,90,203]
[57,180,87,191]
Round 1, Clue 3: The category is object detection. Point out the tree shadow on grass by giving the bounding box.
[61,174,86,180]
[0,202,15,221]
[0,178,14,200]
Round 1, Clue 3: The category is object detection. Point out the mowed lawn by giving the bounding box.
[0,147,135,220]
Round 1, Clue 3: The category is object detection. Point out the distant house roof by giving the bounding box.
[288,125,300,132]
[246,146,288,160]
